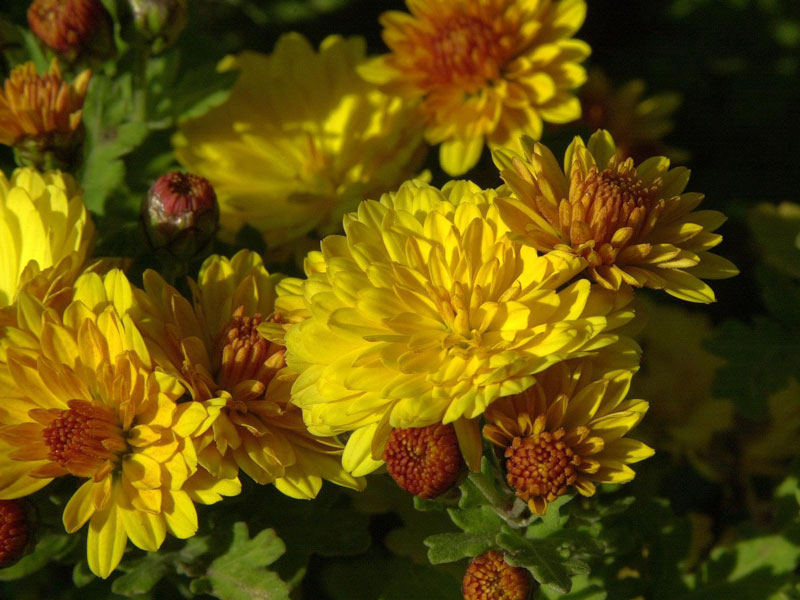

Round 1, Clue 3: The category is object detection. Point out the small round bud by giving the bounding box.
[382,424,463,498]
[462,550,532,600]
[128,0,188,53]
[27,0,113,61]
[0,500,32,568]
[142,171,219,260]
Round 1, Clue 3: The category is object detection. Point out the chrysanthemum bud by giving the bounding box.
[0,59,91,170]
[0,500,32,568]
[382,424,463,498]
[142,171,219,260]
[27,0,113,61]
[462,550,532,600]
[128,0,188,53]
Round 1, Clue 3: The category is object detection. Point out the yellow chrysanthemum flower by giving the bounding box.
[359,0,590,176]
[132,250,363,499]
[282,179,636,477]
[483,349,653,514]
[580,68,687,164]
[0,270,222,578]
[174,33,426,251]
[0,167,93,311]
[493,130,739,301]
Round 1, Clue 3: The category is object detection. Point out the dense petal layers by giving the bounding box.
[174,33,426,250]
[493,130,738,301]
[132,250,362,498]
[483,347,653,514]
[281,179,635,475]
[0,270,208,578]
[361,0,589,175]
[0,167,93,308]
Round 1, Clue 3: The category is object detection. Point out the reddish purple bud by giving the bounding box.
[0,499,31,568]
[142,171,219,260]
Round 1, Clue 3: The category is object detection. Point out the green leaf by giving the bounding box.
[448,505,506,534]
[112,553,174,596]
[424,532,495,564]
[497,529,573,594]
[708,316,800,417]
[196,522,290,600]
[0,534,73,581]
[72,561,95,588]
[749,202,800,278]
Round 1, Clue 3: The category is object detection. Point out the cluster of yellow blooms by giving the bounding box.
[0,0,737,583]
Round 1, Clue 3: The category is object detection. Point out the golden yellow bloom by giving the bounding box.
[494,130,738,301]
[0,270,219,578]
[483,351,653,514]
[0,167,93,311]
[174,33,426,251]
[282,179,636,477]
[360,0,589,176]
[580,68,687,164]
[132,250,363,499]
[0,59,90,168]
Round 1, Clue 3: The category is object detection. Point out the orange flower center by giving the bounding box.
[0,500,29,568]
[27,0,105,53]
[41,400,127,479]
[213,307,286,408]
[462,550,531,600]
[560,160,664,264]
[504,429,580,506]
[424,13,510,91]
[382,424,463,498]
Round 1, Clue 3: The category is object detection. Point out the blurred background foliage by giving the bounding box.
[0,0,799,598]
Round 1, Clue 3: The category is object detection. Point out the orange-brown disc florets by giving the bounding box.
[0,500,30,568]
[505,430,581,508]
[462,550,531,600]
[424,13,511,92]
[213,308,286,405]
[560,159,663,267]
[27,0,110,55]
[383,424,463,498]
[36,400,127,479]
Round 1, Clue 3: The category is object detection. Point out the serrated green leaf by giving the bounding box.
[424,532,495,564]
[413,496,446,512]
[72,561,95,588]
[0,534,73,581]
[497,530,573,593]
[448,505,505,534]
[201,522,290,600]
[111,553,172,597]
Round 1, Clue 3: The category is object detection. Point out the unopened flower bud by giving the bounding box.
[0,59,91,171]
[462,550,532,600]
[0,500,32,568]
[27,0,114,61]
[142,171,219,260]
[382,424,463,499]
[128,0,188,53]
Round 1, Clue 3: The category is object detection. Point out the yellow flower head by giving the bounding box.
[0,271,214,578]
[132,250,363,499]
[282,179,636,476]
[360,0,589,176]
[483,348,653,514]
[494,130,739,302]
[0,167,93,310]
[174,33,426,250]
[580,68,687,164]
[0,59,90,148]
